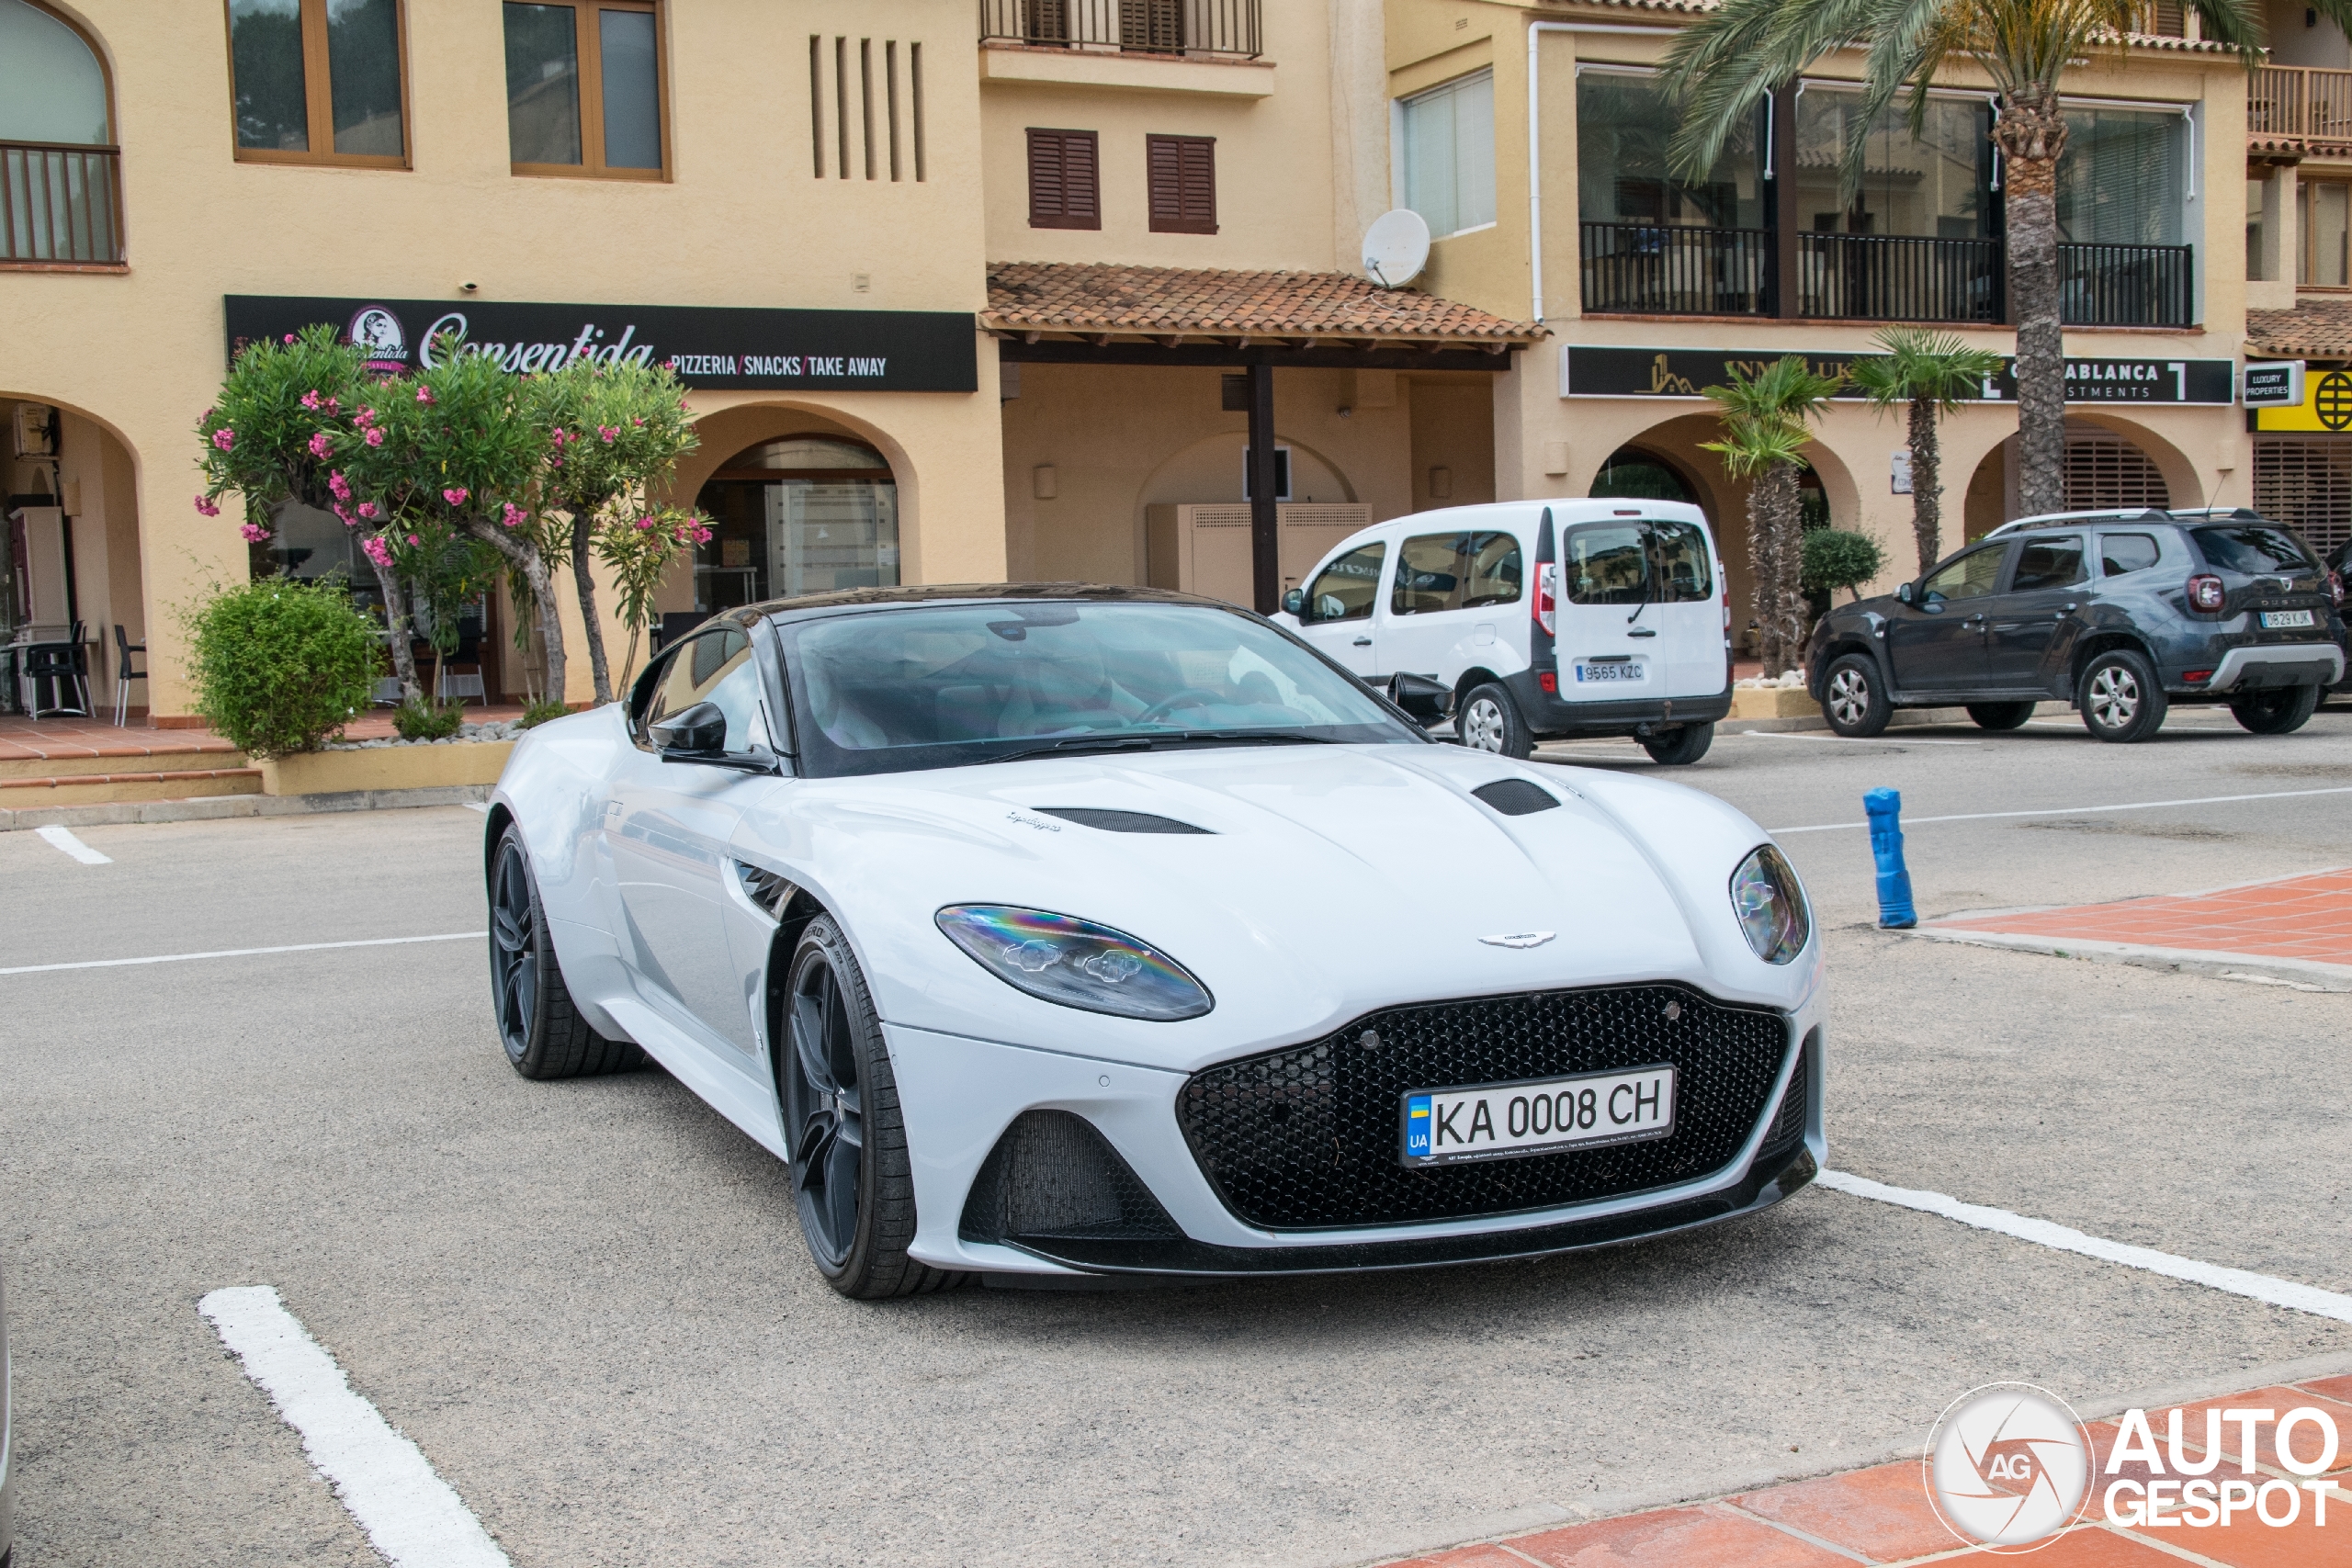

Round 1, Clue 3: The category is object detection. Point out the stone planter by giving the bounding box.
[258,739,514,796]
[1728,686,1821,720]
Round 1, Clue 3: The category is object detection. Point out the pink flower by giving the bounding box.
[354,407,376,429]
[193,493,220,516]
[407,533,423,546]
[357,502,378,520]
[693,525,713,544]
[632,416,645,426]
[240,521,272,543]
[442,487,469,507]
[363,535,393,570]
[364,428,385,447]
[549,457,562,468]
[415,386,435,404]
[282,333,296,344]
[598,425,619,444]
[300,389,322,412]
[334,503,354,525]
[501,502,528,528]
[634,516,656,531]
[307,432,332,460]
[328,469,352,502]
[549,428,569,446]
[211,427,236,452]
[324,396,340,414]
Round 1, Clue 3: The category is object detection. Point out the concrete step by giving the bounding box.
[0,747,246,782]
[0,767,264,806]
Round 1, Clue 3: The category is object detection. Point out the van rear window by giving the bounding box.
[2191,525,2313,573]
[1564,519,1713,604]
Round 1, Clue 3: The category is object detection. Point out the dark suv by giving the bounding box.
[1807,508,2346,742]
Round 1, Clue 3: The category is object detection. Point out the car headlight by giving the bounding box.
[1730,845,1809,964]
[934,905,1213,1021]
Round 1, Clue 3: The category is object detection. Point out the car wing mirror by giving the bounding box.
[1282,588,1306,616]
[1894,582,1914,604]
[650,700,728,757]
[1387,671,1452,724]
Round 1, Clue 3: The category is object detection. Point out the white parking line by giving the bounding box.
[464,802,491,813]
[200,1287,510,1568]
[1733,730,1982,746]
[0,931,484,976]
[1817,1169,2352,1325]
[33,824,111,863]
[1770,784,2352,834]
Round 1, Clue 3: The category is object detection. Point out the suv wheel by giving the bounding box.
[2229,684,2320,736]
[1821,654,1891,738]
[2078,649,2167,743]
[1965,702,2035,731]
[1458,683,1533,759]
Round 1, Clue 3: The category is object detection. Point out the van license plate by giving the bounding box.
[1402,1066,1677,1167]
[1573,660,1646,683]
[2260,610,2316,629]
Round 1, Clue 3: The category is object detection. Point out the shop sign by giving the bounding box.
[224,296,978,392]
[1560,345,2234,405]
[2250,364,2352,431]
[2242,360,2305,409]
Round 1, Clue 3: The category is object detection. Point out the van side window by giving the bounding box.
[1392,533,1464,615]
[1458,531,1522,608]
[2098,533,2160,577]
[1300,541,1385,624]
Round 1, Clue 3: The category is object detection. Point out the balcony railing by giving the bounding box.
[1579,223,1774,316]
[1799,233,2005,323]
[1,141,122,265]
[978,0,1261,59]
[2250,64,2352,141]
[2059,243,2192,327]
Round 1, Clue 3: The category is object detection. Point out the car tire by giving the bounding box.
[2078,649,2168,743]
[1458,683,1533,759]
[1820,654,1892,738]
[780,915,964,1300]
[1640,721,1715,765]
[2229,683,2320,735]
[1965,702,2035,731]
[490,826,644,1079]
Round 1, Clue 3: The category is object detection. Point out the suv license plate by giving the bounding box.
[2260,609,2316,629]
[1402,1066,1676,1167]
[1573,660,1646,683]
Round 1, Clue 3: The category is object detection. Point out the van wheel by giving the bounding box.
[1821,655,1891,738]
[2078,649,2167,742]
[1965,703,2036,731]
[1458,684,1532,759]
[1641,722,1714,765]
[2229,684,2320,735]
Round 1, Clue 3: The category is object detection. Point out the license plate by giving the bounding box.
[2260,609,2316,629]
[1572,660,1646,683]
[1401,1065,1676,1167]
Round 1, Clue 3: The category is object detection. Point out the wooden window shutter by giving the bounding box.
[1028,128,1099,229]
[1148,134,1216,233]
[1120,0,1182,52]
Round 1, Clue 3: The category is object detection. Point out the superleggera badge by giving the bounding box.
[1479,932,1555,949]
[1005,810,1062,832]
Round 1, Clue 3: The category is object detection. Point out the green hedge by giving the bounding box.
[183,576,380,758]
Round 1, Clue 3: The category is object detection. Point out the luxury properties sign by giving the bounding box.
[1560,345,2234,405]
[223,296,978,392]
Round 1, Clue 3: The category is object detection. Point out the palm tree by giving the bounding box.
[1660,0,2270,518]
[1849,328,2008,574]
[1701,355,1844,675]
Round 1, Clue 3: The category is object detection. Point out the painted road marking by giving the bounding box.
[34,824,111,863]
[200,1286,509,1568]
[1735,730,1982,746]
[1770,784,2352,835]
[465,802,491,813]
[0,931,483,976]
[1817,1169,2352,1325]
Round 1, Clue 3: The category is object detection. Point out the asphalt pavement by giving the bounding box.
[1,705,2348,1567]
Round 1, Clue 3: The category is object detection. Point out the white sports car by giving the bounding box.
[485,586,1824,1298]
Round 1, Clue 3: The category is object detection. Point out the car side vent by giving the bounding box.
[1758,1029,1815,1163]
[734,862,795,918]
[1034,807,1212,835]
[958,1111,1183,1245]
[1472,779,1560,817]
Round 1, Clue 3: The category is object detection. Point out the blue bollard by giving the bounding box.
[1864,787,1917,930]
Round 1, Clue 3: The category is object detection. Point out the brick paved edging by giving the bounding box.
[0,784,492,831]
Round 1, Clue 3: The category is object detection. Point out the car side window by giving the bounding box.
[639,627,759,748]
[1459,531,1522,608]
[2099,533,2161,577]
[1302,541,1385,623]
[2008,535,2087,593]
[1391,533,1464,615]
[1920,545,2005,604]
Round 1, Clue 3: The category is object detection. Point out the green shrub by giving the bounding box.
[392,698,466,740]
[516,698,570,729]
[183,576,379,758]
[1801,528,1888,602]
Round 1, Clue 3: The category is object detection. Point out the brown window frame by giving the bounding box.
[2301,177,2352,291]
[1146,132,1216,234]
[223,0,413,170]
[505,0,672,183]
[1027,127,1100,230]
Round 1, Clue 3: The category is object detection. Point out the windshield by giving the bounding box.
[779,600,1420,777]
[2191,524,2314,574]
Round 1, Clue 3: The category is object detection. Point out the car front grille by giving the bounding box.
[1176,984,1791,1230]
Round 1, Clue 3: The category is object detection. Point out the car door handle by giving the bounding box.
[1627,626,1658,638]
[1351,636,1372,647]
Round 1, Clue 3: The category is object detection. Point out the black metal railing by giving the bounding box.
[0,141,122,265]
[2058,243,2193,328]
[1798,233,2005,323]
[978,0,1261,58]
[1579,222,1774,316]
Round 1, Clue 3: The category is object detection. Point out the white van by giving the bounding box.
[1275,499,1732,764]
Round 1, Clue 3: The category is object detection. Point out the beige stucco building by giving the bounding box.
[0,0,2334,721]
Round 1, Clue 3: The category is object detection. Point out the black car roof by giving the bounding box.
[726,581,1245,629]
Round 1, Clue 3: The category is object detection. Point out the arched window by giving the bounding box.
[0,0,119,264]
[694,435,899,610]
[1590,447,1697,504]
[2064,431,2170,512]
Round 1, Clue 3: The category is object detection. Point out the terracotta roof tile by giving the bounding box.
[983,262,1545,345]
[2248,298,2352,359]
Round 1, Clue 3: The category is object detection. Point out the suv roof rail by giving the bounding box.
[1984,507,2172,538]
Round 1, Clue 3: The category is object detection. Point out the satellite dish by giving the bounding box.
[1362,209,1430,288]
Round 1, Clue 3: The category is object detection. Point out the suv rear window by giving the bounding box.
[2191,525,2314,573]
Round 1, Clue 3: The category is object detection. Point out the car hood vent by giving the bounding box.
[1034,807,1212,834]
[1472,779,1560,817]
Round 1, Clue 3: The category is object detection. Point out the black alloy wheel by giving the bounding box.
[2229,683,2320,735]
[1820,654,1891,738]
[778,916,960,1299]
[2077,649,2168,743]
[1965,702,2036,731]
[489,826,640,1078]
[1640,721,1715,765]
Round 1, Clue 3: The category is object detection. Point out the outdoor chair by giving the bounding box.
[437,669,487,705]
[112,623,145,726]
[19,620,91,718]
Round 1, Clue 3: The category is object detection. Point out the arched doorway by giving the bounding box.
[693,434,899,611]
[2063,426,2170,511]
[0,0,120,264]
[1590,446,1699,505]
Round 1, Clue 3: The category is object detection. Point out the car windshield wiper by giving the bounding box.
[993,729,1341,764]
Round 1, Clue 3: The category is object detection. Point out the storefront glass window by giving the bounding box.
[1792,89,1990,237]
[2056,107,2184,246]
[695,437,899,613]
[1577,73,1761,229]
